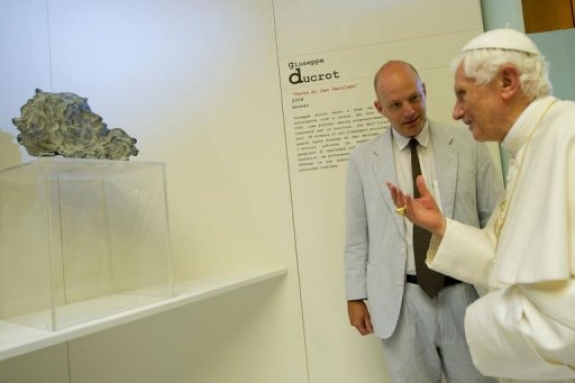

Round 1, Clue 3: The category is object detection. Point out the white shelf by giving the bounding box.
[0,267,287,362]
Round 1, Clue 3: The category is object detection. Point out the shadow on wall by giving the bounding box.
[0,129,23,171]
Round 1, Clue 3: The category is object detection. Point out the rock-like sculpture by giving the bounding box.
[12,89,138,160]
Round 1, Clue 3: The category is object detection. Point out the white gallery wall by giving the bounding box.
[0,1,490,382]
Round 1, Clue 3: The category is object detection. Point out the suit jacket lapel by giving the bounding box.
[372,129,405,234]
[429,123,457,218]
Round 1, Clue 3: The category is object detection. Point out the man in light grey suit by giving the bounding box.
[345,60,502,382]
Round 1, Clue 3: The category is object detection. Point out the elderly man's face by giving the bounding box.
[452,64,506,142]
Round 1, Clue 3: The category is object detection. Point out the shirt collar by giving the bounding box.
[392,120,430,150]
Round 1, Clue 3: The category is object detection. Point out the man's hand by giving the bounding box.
[387,175,447,237]
[347,300,374,336]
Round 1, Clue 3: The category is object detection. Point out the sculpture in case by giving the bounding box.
[12,89,139,160]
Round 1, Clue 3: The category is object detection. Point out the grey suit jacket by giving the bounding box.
[344,120,503,339]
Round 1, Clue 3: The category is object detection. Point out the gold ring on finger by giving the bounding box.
[395,206,406,216]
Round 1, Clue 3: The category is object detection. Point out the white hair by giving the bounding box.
[450,49,552,99]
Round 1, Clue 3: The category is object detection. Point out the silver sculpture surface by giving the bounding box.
[12,89,138,160]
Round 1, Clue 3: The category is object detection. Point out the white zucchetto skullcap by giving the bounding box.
[461,28,541,55]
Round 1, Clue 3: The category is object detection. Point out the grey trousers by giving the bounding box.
[381,282,496,383]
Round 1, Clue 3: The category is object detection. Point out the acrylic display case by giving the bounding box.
[0,157,173,331]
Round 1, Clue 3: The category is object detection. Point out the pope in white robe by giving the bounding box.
[388,29,575,383]
[428,95,575,382]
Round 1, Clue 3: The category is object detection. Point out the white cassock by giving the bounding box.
[426,96,575,383]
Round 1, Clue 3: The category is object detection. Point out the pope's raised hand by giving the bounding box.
[386,175,447,237]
